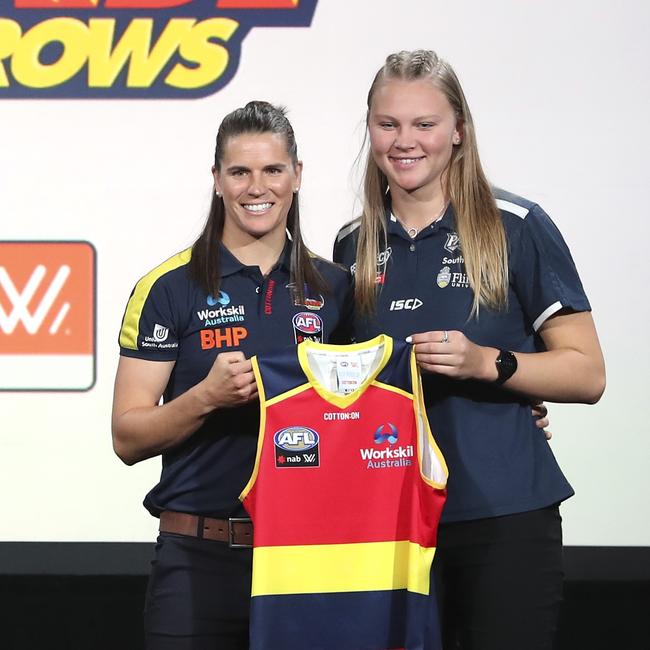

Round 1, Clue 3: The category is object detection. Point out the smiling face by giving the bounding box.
[368,78,461,200]
[214,131,302,243]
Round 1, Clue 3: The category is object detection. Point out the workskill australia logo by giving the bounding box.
[274,425,319,468]
[0,0,318,98]
[0,241,96,391]
[360,422,413,470]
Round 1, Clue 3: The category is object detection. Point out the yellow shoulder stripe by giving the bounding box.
[119,248,192,350]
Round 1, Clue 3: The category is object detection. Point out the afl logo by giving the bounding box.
[292,312,322,334]
[437,266,451,289]
[274,427,319,452]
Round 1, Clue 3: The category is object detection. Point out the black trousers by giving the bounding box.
[433,506,564,650]
[144,532,252,650]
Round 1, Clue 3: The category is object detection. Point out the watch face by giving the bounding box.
[496,350,517,383]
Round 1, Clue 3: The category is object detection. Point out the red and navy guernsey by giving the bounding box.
[241,335,447,650]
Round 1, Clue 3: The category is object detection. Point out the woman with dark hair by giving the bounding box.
[112,100,350,650]
[334,50,605,650]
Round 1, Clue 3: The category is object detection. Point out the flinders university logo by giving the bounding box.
[0,0,318,98]
[0,241,95,391]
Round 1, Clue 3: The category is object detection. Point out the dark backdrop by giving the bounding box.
[1,544,648,650]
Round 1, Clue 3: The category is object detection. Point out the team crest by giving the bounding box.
[436,266,451,288]
[444,233,460,254]
[286,283,325,310]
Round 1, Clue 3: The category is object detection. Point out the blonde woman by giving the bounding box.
[334,50,605,650]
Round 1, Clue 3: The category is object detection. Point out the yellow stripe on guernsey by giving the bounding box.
[119,248,192,350]
[251,540,435,597]
[241,356,269,501]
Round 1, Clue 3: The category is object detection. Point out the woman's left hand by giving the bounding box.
[531,401,552,440]
[408,330,496,381]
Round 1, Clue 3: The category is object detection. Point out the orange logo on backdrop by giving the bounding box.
[0,242,95,355]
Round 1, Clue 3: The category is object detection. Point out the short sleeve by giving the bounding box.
[509,204,591,331]
[333,218,360,269]
[118,271,183,362]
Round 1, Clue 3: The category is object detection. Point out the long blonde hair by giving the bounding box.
[356,50,508,316]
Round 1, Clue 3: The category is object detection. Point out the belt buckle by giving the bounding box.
[228,517,252,549]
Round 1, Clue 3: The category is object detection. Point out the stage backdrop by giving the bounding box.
[1,0,648,550]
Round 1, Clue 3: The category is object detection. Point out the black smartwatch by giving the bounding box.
[494,349,517,385]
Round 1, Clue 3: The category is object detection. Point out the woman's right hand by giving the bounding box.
[201,351,258,409]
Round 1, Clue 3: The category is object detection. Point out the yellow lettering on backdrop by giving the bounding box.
[87,18,196,88]
[0,20,22,87]
[166,18,239,89]
[12,18,88,88]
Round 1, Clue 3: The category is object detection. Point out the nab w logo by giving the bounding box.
[0,241,96,391]
[274,425,320,468]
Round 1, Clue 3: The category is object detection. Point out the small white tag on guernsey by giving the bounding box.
[336,354,363,394]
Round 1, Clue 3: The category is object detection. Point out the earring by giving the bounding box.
[453,136,461,145]
[293,188,299,194]
[215,190,221,197]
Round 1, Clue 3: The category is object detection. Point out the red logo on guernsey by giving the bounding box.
[0,241,95,391]
[274,426,319,468]
[0,0,318,98]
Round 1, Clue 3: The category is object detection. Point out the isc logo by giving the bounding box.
[292,312,321,334]
[389,298,423,311]
[0,241,95,391]
[274,426,318,451]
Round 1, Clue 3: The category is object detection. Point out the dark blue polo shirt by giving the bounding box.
[333,188,590,523]
[118,241,351,518]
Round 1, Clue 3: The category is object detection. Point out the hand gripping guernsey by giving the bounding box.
[240,334,448,650]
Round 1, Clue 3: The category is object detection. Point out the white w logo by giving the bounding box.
[0,265,71,335]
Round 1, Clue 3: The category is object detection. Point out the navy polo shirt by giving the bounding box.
[118,241,351,518]
[333,188,590,522]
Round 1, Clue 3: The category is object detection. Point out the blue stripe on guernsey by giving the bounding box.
[118,248,191,350]
[250,589,431,650]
